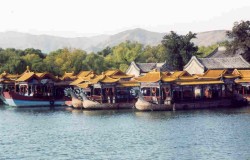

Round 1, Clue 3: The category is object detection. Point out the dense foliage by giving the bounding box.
[161,31,199,70]
[227,20,250,62]
[0,41,169,75]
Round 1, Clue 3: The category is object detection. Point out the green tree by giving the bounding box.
[97,46,112,57]
[162,31,198,70]
[44,48,87,75]
[22,54,45,72]
[106,41,143,71]
[83,53,108,74]
[227,20,250,62]
[24,48,46,58]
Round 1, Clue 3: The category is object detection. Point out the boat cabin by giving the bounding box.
[134,69,238,105]
[14,67,62,98]
[233,69,250,102]
[0,71,20,93]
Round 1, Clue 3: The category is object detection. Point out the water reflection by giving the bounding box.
[0,105,250,159]
[134,111,177,120]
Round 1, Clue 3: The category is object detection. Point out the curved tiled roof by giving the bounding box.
[206,46,227,58]
[134,70,175,83]
[76,71,94,78]
[135,62,173,73]
[134,70,162,82]
[16,72,38,82]
[104,69,133,79]
[198,56,250,69]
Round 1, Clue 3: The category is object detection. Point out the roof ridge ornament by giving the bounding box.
[26,66,30,73]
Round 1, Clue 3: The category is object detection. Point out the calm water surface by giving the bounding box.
[1,105,250,160]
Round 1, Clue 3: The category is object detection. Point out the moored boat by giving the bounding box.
[134,69,248,111]
[2,67,69,107]
[0,71,20,105]
[3,91,66,107]
[135,93,172,111]
[68,69,138,110]
[64,88,83,109]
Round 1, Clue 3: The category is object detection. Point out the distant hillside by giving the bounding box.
[191,30,230,46]
[0,29,230,53]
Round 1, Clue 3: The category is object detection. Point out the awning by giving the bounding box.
[117,81,139,88]
[235,79,250,83]
[176,80,224,86]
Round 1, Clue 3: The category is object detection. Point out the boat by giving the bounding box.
[0,71,20,105]
[134,69,248,111]
[67,69,138,110]
[3,91,66,107]
[2,67,69,107]
[80,92,119,109]
[64,88,83,109]
[135,92,172,111]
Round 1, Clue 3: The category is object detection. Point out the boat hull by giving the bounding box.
[135,98,239,111]
[71,97,83,109]
[3,91,67,107]
[83,100,134,110]
[135,98,172,111]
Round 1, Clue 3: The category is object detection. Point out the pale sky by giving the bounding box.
[0,0,250,37]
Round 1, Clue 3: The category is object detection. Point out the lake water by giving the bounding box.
[1,105,250,160]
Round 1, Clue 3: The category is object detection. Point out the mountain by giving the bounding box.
[191,30,229,46]
[0,29,229,53]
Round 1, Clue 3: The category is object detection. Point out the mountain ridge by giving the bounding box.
[0,29,229,53]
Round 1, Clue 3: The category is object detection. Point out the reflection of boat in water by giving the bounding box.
[82,110,118,116]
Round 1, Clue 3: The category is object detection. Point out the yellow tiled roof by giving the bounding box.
[76,71,94,78]
[170,71,186,78]
[104,69,134,79]
[161,73,176,82]
[134,70,162,82]
[35,72,58,81]
[87,74,119,84]
[104,69,119,76]
[117,80,140,87]
[201,70,226,79]
[0,71,20,80]
[16,72,38,82]
[100,75,119,83]
[236,70,250,78]
[169,71,196,81]
[77,83,90,88]
[235,78,250,83]
[134,70,177,83]
[70,78,87,85]
[111,75,134,79]
[177,80,224,85]
[61,72,77,81]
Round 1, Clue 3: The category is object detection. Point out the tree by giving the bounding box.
[97,46,112,57]
[24,48,46,58]
[137,45,165,63]
[44,48,87,75]
[83,53,108,74]
[22,54,45,72]
[227,20,250,62]
[161,31,198,70]
[106,41,143,71]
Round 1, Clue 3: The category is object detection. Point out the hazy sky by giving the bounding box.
[1,0,250,37]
